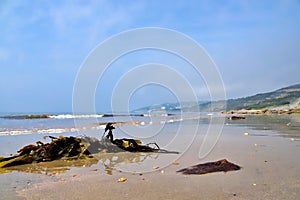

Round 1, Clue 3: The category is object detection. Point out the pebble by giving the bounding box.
[244,132,249,136]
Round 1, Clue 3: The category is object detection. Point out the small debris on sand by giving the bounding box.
[117,177,127,182]
[172,161,179,165]
[152,166,159,170]
[229,116,246,120]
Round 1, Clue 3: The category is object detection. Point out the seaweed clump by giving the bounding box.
[0,123,178,170]
[101,123,174,153]
[0,135,168,169]
[0,135,90,168]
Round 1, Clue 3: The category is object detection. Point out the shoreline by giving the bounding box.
[221,108,300,115]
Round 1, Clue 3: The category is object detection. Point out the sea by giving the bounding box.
[0,112,205,156]
[1,112,299,157]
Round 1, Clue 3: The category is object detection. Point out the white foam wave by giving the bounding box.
[48,114,104,119]
[0,125,106,136]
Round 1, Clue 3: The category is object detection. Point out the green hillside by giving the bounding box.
[133,84,300,113]
[225,84,300,111]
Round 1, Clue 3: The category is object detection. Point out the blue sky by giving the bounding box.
[0,0,300,113]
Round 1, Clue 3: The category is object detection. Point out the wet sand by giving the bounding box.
[1,116,300,200]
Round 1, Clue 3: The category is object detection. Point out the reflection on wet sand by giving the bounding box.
[226,114,300,138]
[1,152,159,175]
[95,152,159,175]
[1,156,98,175]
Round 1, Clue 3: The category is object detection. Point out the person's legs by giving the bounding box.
[106,130,114,142]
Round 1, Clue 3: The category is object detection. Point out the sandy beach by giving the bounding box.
[2,1,300,199]
[1,115,300,200]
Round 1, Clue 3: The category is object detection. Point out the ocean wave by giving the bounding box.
[0,114,107,120]
[48,114,104,119]
[0,113,147,120]
[0,125,107,136]
[0,117,183,136]
[0,112,186,136]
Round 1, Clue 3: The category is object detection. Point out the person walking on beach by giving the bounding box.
[103,123,115,142]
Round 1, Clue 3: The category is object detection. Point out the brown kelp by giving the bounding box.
[177,159,241,175]
[0,136,172,169]
[0,135,91,168]
[0,122,178,170]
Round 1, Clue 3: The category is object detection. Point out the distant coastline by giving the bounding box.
[134,83,300,114]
